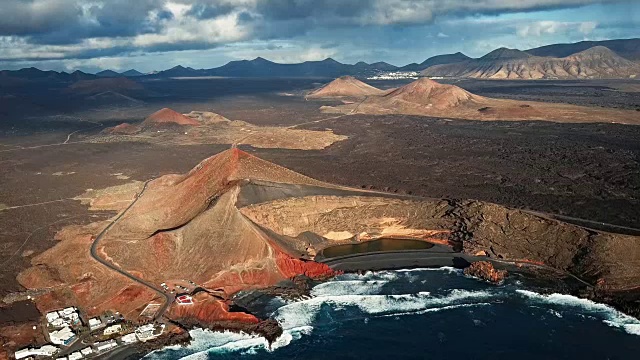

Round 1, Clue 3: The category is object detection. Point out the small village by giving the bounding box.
[367,71,420,80]
[12,281,198,360]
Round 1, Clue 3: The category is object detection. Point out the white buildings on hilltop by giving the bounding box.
[49,326,76,346]
[45,307,81,329]
[367,71,420,80]
[14,345,58,359]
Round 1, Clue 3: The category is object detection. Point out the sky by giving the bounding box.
[0,0,638,73]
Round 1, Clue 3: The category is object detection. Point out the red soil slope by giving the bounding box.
[141,108,201,127]
[101,148,335,295]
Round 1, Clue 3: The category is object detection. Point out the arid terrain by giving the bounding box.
[421,46,640,79]
[316,77,640,124]
[1,76,640,358]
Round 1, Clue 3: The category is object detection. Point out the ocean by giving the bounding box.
[146,268,640,360]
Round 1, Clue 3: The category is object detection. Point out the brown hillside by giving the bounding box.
[421,46,640,79]
[382,78,481,110]
[323,78,640,124]
[307,76,385,98]
[142,108,201,126]
[109,148,328,239]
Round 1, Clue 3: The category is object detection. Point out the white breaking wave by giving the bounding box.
[275,288,496,331]
[148,267,640,359]
[517,290,640,336]
[149,326,313,359]
[338,266,461,282]
[379,302,492,318]
[395,266,462,274]
[311,280,387,297]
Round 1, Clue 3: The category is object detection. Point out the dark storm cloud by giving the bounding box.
[0,0,80,35]
[0,0,634,67]
[254,0,369,21]
[0,0,166,41]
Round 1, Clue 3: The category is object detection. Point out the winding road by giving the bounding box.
[89,179,173,321]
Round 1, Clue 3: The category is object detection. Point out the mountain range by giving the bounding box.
[421,46,640,79]
[96,69,144,77]
[1,38,638,81]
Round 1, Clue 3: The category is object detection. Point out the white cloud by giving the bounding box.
[517,20,598,37]
[579,21,598,34]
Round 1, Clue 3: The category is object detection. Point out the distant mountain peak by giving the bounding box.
[121,69,143,77]
[320,58,341,64]
[481,47,531,60]
[251,57,273,63]
[96,69,122,77]
[571,45,617,57]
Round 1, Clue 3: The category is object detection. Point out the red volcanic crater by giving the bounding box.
[142,108,201,127]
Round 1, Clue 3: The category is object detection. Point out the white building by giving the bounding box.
[68,351,83,360]
[80,347,93,356]
[50,318,65,328]
[45,311,60,324]
[103,324,122,336]
[88,317,103,330]
[50,326,75,345]
[121,333,138,344]
[14,345,59,359]
[94,339,117,352]
[46,307,81,328]
[135,323,165,342]
[14,348,34,360]
[61,307,76,316]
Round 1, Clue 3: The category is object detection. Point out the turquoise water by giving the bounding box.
[147,268,640,360]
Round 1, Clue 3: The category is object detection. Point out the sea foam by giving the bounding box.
[517,289,640,336]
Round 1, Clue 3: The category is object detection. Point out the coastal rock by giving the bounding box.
[464,261,507,283]
[167,292,259,325]
[173,317,283,345]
